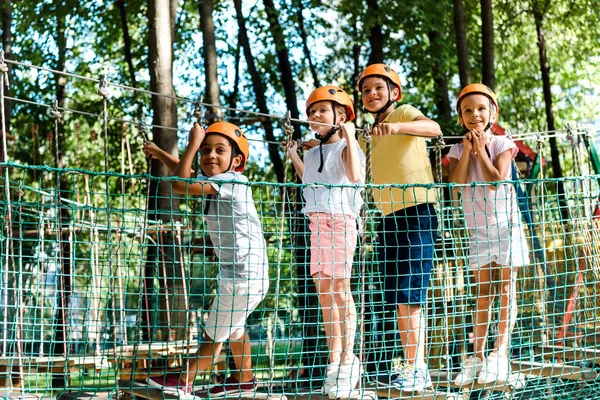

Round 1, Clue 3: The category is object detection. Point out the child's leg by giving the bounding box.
[314,272,343,365]
[496,265,518,357]
[472,265,494,361]
[183,335,224,384]
[229,329,254,382]
[396,304,425,365]
[331,277,357,364]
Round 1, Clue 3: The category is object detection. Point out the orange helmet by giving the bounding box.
[305,86,355,121]
[456,84,499,114]
[356,63,402,101]
[204,121,249,172]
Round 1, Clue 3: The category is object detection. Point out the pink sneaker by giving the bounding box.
[146,373,194,397]
[209,376,256,398]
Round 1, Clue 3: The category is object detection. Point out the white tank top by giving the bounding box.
[302,138,366,217]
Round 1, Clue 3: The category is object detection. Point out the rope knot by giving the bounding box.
[436,134,446,150]
[0,50,9,90]
[138,114,150,143]
[193,95,205,124]
[283,111,294,136]
[565,124,575,145]
[49,100,63,123]
[360,123,372,142]
[98,73,110,100]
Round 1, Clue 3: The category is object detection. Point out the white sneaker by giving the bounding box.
[478,352,510,384]
[328,355,362,399]
[323,363,340,394]
[454,356,484,386]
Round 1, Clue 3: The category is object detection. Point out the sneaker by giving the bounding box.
[209,376,256,398]
[146,373,195,398]
[477,352,510,384]
[388,364,431,392]
[323,362,340,394]
[454,356,484,386]
[328,355,362,399]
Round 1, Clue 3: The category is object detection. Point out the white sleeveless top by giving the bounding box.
[302,138,366,218]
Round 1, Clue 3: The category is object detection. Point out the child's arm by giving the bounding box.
[471,129,512,184]
[448,133,473,186]
[142,142,181,174]
[372,116,441,138]
[172,122,217,196]
[340,122,361,183]
[284,140,305,179]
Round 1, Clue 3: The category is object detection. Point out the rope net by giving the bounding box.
[1,59,600,400]
[1,159,600,399]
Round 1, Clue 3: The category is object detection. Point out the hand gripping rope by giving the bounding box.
[193,95,205,178]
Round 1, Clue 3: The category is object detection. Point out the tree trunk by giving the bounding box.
[198,0,222,123]
[366,0,385,65]
[228,30,241,110]
[1,0,10,145]
[147,0,186,342]
[51,8,72,389]
[233,0,284,182]
[294,0,319,87]
[533,7,569,222]
[116,0,137,88]
[452,0,471,88]
[480,0,495,89]
[262,0,301,137]
[428,29,452,122]
[351,18,362,123]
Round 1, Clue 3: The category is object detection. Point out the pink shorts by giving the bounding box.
[308,213,358,278]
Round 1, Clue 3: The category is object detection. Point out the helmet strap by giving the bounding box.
[316,103,338,173]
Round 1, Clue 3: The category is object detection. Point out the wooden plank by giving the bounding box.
[117,380,185,400]
[118,380,288,400]
[57,391,112,400]
[511,360,598,381]
[363,383,462,400]
[535,345,600,364]
[290,390,376,400]
[0,391,41,399]
[431,371,526,392]
[102,341,199,359]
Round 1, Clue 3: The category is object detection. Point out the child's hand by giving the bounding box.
[142,142,161,159]
[470,128,487,155]
[462,132,473,153]
[283,140,299,157]
[339,122,356,141]
[301,139,319,150]
[188,122,205,149]
[372,122,400,136]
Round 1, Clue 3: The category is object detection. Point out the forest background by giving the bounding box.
[3,0,600,181]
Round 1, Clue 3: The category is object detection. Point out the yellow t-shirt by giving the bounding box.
[360,104,438,216]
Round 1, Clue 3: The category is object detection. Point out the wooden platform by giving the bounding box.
[118,380,287,400]
[0,391,40,399]
[511,360,598,380]
[290,390,376,400]
[57,391,112,400]
[535,345,600,364]
[363,383,462,399]
[430,369,526,392]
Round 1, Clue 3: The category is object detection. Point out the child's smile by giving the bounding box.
[200,135,238,176]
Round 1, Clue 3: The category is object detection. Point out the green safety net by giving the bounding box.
[1,154,600,400]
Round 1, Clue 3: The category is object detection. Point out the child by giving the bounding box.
[143,121,269,398]
[286,86,365,399]
[447,84,529,385]
[357,63,440,392]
